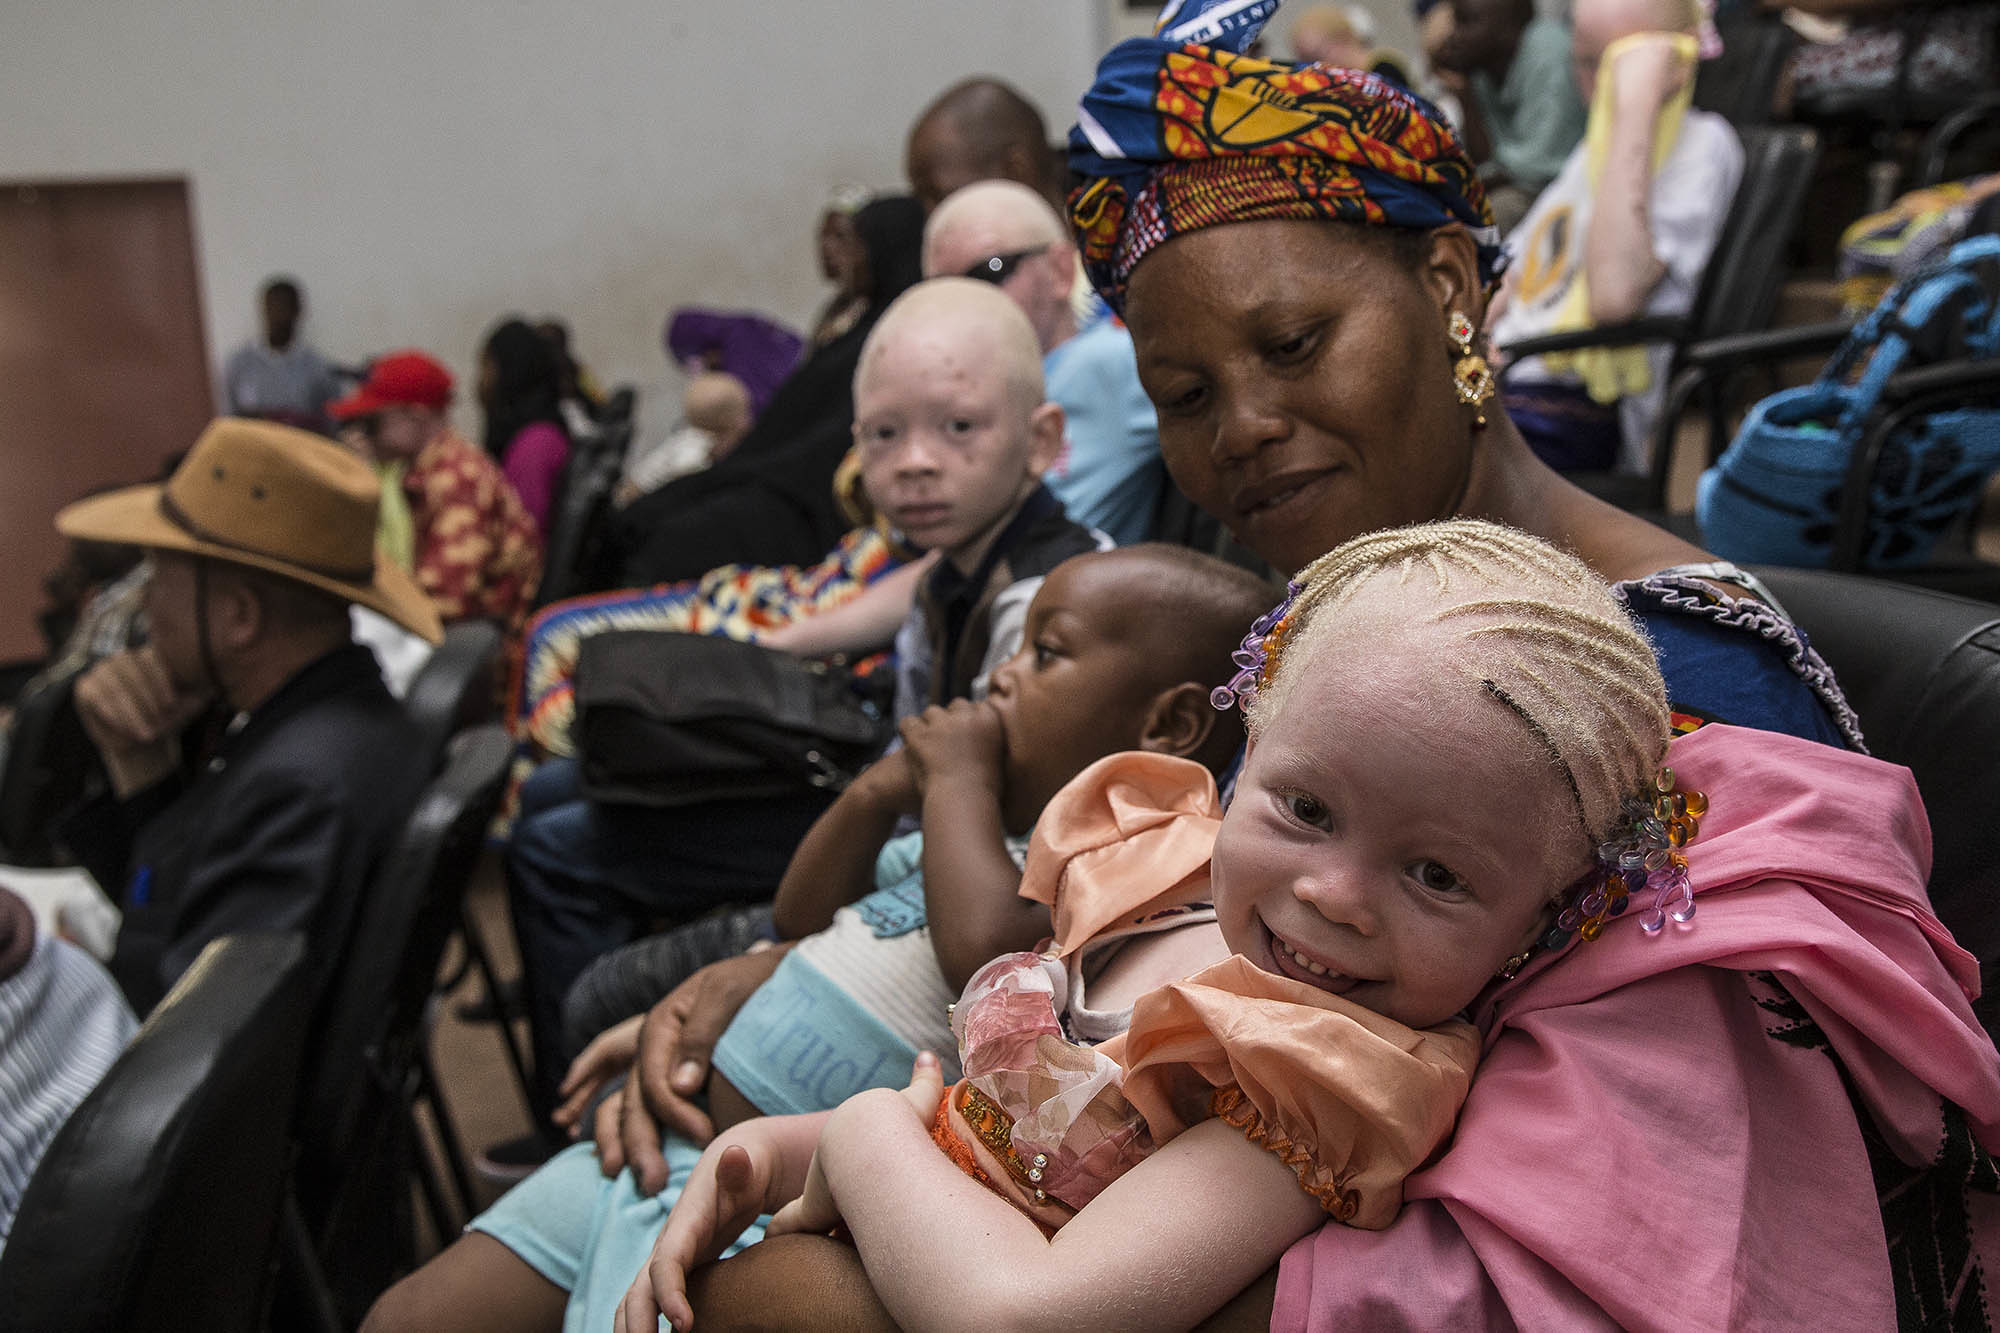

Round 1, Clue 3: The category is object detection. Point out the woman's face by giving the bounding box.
[1124,219,1476,576]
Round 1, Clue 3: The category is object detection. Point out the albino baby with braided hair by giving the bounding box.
[625,518,1685,1333]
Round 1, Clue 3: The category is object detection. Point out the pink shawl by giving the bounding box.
[1274,723,2000,1332]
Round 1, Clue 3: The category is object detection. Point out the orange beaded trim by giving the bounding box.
[931,1094,992,1187]
[1211,1085,1361,1222]
[958,1083,1049,1201]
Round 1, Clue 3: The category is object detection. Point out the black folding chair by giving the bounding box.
[1918,91,2000,189]
[0,933,313,1333]
[0,673,87,866]
[1692,11,1797,128]
[1675,339,2000,601]
[1499,125,1824,514]
[1751,567,2000,1040]
[537,393,636,609]
[403,619,504,768]
[1823,358,2000,600]
[290,723,515,1321]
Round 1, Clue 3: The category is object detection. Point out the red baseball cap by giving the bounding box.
[328,350,455,420]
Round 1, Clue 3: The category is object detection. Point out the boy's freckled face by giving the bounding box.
[853,317,1048,570]
[983,553,1165,837]
[1214,614,1587,1028]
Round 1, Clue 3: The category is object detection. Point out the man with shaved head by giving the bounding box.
[905,77,1058,213]
[1493,0,1742,473]
[925,180,1165,545]
[850,277,1103,708]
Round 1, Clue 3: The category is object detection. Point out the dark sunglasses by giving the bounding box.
[962,246,1050,285]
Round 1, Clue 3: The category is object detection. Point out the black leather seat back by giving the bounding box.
[402,619,504,770]
[537,406,635,608]
[0,932,312,1333]
[292,724,512,1275]
[0,674,84,866]
[1754,566,2000,1037]
[298,723,511,1174]
[1688,125,1821,343]
[1692,13,1797,127]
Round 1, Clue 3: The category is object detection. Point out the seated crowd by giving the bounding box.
[5,1,1999,1330]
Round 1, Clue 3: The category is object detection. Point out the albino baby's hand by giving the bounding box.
[618,1127,781,1333]
[768,1053,947,1239]
[899,1050,947,1122]
[764,1150,838,1238]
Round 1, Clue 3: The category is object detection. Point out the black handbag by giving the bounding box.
[572,630,891,807]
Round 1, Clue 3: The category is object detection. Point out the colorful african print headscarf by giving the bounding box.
[1069,0,1503,312]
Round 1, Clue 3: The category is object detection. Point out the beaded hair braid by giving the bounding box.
[1235,520,1671,847]
[1221,520,1713,958]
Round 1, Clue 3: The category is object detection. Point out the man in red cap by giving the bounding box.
[330,350,543,630]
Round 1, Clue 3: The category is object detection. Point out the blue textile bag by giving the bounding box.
[1696,234,2000,569]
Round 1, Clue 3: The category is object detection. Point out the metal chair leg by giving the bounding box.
[404,1099,462,1243]
[278,1189,345,1333]
[455,902,537,1109]
[415,1037,478,1216]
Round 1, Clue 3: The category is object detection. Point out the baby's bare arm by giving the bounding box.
[903,700,1050,990]
[818,1097,1324,1333]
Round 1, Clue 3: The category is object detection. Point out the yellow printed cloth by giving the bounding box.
[374,459,415,572]
[1535,32,1698,405]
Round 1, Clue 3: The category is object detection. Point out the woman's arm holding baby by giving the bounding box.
[806,1087,1325,1333]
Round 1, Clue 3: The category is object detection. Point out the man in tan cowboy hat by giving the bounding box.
[54,417,442,1013]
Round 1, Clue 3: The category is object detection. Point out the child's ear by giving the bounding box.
[1025,401,1066,479]
[1137,682,1217,759]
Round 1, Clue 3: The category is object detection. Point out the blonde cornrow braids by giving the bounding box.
[1243,520,1670,846]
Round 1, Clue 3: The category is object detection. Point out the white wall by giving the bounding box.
[1264,2,1423,79]
[1100,1,1425,82]
[1,1,1097,439]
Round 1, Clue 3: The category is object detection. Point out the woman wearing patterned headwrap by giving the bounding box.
[1067,0,1853,752]
[634,4,1993,1332]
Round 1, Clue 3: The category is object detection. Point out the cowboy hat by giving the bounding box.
[56,417,444,643]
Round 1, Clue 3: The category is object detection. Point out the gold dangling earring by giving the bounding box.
[1447,310,1494,429]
